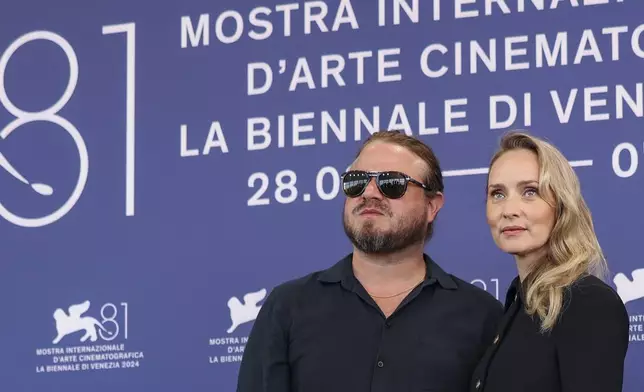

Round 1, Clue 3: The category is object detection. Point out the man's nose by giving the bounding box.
[361,177,383,199]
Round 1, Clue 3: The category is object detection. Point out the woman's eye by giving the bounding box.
[490,190,504,199]
[524,188,538,197]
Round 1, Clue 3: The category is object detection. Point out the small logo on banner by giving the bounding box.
[227,288,267,334]
[614,268,644,305]
[614,268,644,343]
[209,288,267,365]
[35,300,145,374]
[52,301,112,344]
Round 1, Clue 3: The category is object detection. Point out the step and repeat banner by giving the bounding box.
[0,0,642,391]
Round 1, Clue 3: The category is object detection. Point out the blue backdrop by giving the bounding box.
[0,0,642,391]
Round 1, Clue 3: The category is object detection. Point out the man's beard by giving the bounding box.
[343,201,427,255]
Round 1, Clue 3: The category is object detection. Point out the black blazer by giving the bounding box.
[470,273,629,392]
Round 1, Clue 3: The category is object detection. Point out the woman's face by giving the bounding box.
[486,149,556,258]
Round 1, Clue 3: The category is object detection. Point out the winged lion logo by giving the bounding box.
[227,288,267,334]
[52,300,113,344]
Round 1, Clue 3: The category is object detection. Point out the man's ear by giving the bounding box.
[426,192,444,222]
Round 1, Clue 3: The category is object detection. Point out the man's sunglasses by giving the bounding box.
[340,170,430,199]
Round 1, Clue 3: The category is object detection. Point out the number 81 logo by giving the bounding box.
[0,31,89,228]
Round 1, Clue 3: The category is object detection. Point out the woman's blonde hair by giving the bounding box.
[487,131,608,332]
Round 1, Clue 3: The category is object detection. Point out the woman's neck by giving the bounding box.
[514,248,547,282]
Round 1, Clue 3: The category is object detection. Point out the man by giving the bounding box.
[236,130,503,392]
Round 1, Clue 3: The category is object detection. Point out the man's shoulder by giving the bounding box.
[269,254,350,295]
[270,270,323,296]
[427,255,502,311]
[447,274,503,308]
[264,265,336,306]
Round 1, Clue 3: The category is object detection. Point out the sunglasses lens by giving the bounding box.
[342,171,370,197]
[377,172,408,199]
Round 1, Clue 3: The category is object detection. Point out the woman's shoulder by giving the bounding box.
[552,273,630,359]
[566,274,623,305]
[556,273,629,332]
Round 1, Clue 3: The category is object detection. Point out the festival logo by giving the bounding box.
[614,268,644,305]
[35,300,144,373]
[209,288,267,365]
[614,268,644,343]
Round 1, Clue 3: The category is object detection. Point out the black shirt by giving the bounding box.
[236,253,504,392]
[470,274,630,392]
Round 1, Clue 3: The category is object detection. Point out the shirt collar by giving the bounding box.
[504,275,524,310]
[318,253,458,290]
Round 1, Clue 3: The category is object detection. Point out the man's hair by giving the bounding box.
[355,130,444,240]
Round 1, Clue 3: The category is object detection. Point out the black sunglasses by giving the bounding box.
[340,170,429,199]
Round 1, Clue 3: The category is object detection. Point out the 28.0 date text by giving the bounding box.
[247,166,348,207]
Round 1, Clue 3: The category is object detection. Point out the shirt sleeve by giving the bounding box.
[236,285,292,392]
[553,279,630,392]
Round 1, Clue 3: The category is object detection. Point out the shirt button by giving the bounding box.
[475,379,481,389]
[377,360,384,368]
[493,335,499,344]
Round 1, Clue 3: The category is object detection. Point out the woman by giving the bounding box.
[470,131,629,392]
